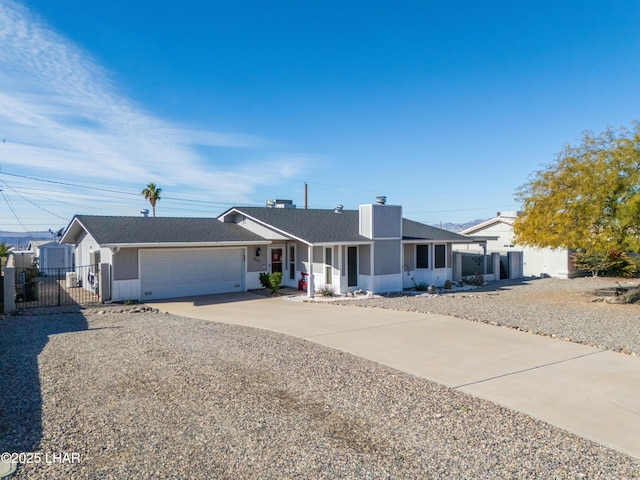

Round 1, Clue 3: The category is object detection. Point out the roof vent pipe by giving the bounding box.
[376,196,387,205]
[140,209,149,217]
[334,204,343,213]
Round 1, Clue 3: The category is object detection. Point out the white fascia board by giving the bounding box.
[231,210,312,245]
[216,207,238,220]
[460,218,513,235]
[468,235,500,242]
[401,239,474,244]
[225,208,372,246]
[313,240,374,247]
[101,240,271,248]
[60,218,101,247]
[448,235,499,245]
[59,217,86,244]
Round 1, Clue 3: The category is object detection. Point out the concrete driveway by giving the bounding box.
[147,292,640,460]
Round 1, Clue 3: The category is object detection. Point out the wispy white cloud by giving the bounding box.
[0,0,305,223]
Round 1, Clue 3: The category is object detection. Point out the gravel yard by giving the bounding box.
[1,277,640,478]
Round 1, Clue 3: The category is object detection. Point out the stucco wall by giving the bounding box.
[233,216,288,240]
[373,239,401,275]
[372,205,402,238]
[521,246,573,278]
[359,244,371,275]
[113,248,139,280]
[359,204,402,239]
[247,246,266,272]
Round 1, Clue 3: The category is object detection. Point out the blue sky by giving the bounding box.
[1,1,639,232]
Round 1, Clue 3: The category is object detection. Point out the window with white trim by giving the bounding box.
[289,245,296,280]
[434,244,446,269]
[416,244,429,269]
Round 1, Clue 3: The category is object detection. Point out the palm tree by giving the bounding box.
[141,182,162,217]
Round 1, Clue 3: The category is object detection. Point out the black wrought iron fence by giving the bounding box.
[14,264,101,308]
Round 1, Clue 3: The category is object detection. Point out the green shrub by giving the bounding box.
[411,278,430,291]
[259,272,283,293]
[268,272,282,293]
[259,272,270,289]
[318,285,336,297]
[572,250,639,278]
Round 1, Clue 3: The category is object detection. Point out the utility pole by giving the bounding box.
[304,182,308,209]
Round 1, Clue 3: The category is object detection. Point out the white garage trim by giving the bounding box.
[139,247,245,300]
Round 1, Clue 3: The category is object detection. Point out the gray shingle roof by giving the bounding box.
[227,207,369,243]
[70,215,266,245]
[226,207,472,244]
[401,218,472,242]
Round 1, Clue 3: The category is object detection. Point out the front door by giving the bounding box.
[270,247,283,273]
[348,246,358,287]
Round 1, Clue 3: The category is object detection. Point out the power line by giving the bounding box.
[0,179,69,221]
[0,171,139,196]
[0,171,259,207]
[1,189,32,236]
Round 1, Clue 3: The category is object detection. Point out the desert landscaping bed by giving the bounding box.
[2,281,640,479]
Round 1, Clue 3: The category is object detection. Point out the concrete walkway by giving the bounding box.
[147,292,640,460]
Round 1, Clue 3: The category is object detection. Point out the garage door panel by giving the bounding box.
[140,248,245,300]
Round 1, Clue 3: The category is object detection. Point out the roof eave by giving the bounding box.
[225,208,314,245]
[312,240,374,246]
[463,235,500,242]
[60,216,98,245]
[460,218,514,235]
[402,237,475,243]
[103,240,271,249]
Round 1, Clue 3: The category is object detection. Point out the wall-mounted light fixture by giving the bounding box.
[255,247,261,257]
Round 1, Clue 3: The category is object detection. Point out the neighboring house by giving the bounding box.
[27,240,73,270]
[60,199,478,303]
[456,211,579,279]
[26,240,49,254]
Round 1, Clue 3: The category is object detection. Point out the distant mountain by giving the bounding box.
[433,219,489,233]
[0,231,52,249]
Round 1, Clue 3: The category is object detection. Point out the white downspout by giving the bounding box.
[482,242,487,274]
[370,243,375,293]
[307,244,314,298]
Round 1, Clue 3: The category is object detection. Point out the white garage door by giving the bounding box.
[140,248,245,300]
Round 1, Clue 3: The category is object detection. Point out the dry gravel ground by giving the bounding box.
[1,277,639,479]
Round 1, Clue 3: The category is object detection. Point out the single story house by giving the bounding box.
[60,199,479,302]
[456,211,579,278]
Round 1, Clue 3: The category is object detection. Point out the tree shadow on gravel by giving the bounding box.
[0,307,88,455]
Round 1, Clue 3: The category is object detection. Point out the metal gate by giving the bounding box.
[14,265,100,308]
